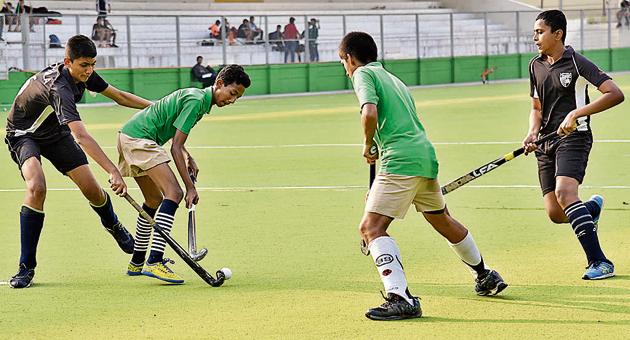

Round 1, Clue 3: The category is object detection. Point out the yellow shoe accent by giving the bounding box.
[127,262,144,276]
[141,259,184,284]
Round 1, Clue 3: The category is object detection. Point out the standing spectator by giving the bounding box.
[96,0,110,19]
[2,1,16,32]
[0,0,5,41]
[191,56,217,88]
[617,0,630,28]
[303,18,319,62]
[283,17,300,63]
[268,24,283,51]
[248,15,263,43]
[13,0,34,32]
[209,19,221,39]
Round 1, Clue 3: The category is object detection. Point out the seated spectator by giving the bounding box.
[268,24,283,51]
[48,34,62,48]
[2,2,17,30]
[247,16,263,43]
[617,0,630,28]
[12,0,34,32]
[191,56,217,88]
[237,18,252,43]
[209,19,221,39]
[91,16,117,47]
[223,18,237,45]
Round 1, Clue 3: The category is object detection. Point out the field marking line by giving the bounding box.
[0,185,629,193]
[99,139,630,149]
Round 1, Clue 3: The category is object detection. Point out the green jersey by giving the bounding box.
[121,88,213,146]
[351,62,438,178]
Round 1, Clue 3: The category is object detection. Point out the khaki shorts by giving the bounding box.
[365,173,445,219]
[117,132,170,177]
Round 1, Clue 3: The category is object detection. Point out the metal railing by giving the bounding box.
[1,9,629,70]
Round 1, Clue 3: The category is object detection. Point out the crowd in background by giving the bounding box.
[208,16,320,63]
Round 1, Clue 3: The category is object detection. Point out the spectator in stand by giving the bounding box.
[237,18,252,43]
[13,0,34,32]
[248,16,263,43]
[96,0,111,19]
[209,19,221,39]
[283,17,300,63]
[191,56,217,88]
[302,18,319,62]
[2,1,16,29]
[0,0,5,41]
[268,24,283,51]
[91,16,117,47]
[224,18,237,45]
[617,0,630,28]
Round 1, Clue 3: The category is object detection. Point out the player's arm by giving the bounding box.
[523,96,543,154]
[181,144,199,178]
[558,80,624,135]
[101,85,153,109]
[67,120,127,195]
[172,130,198,208]
[361,103,378,164]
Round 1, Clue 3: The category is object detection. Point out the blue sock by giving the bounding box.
[564,201,607,265]
[19,205,45,269]
[148,199,178,264]
[90,191,119,229]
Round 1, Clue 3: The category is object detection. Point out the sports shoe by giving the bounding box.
[9,263,35,289]
[583,260,615,280]
[475,270,508,296]
[104,222,135,254]
[588,194,604,226]
[127,261,144,276]
[141,258,184,284]
[365,292,422,321]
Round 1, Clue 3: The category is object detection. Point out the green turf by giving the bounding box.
[1,76,630,338]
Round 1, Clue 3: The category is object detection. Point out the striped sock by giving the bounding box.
[148,199,178,264]
[131,204,157,264]
[564,201,607,264]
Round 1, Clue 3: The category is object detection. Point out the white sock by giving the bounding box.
[368,236,413,305]
[448,231,488,278]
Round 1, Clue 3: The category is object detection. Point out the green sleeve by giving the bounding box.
[173,95,202,135]
[352,68,379,107]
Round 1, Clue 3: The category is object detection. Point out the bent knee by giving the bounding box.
[26,181,47,199]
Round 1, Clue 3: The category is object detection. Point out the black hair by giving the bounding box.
[66,35,97,60]
[217,64,251,88]
[536,10,567,43]
[289,17,295,23]
[196,56,203,62]
[215,20,220,25]
[339,31,378,64]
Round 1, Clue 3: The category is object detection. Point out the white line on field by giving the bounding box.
[99,139,630,149]
[0,281,8,285]
[0,185,629,193]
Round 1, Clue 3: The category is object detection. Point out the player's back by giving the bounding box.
[353,62,438,178]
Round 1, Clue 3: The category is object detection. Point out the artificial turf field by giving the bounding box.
[1,75,630,339]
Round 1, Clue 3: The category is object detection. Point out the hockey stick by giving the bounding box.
[441,132,559,195]
[123,193,227,287]
[188,174,208,262]
[362,145,379,256]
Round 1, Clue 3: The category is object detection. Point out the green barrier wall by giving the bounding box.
[1,48,629,106]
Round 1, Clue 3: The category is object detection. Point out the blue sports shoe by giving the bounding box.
[583,261,615,280]
[588,194,604,226]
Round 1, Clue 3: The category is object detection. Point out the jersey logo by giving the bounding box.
[560,72,572,87]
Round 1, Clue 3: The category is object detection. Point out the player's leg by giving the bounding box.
[41,134,134,253]
[6,137,46,288]
[361,174,421,321]
[126,175,161,276]
[415,178,507,296]
[140,162,184,284]
[555,132,613,279]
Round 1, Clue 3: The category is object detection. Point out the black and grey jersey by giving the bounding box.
[529,46,611,135]
[5,63,109,142]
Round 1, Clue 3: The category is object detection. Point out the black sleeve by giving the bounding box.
[528,58,537,98]
[86,71,109,93]
[51,85,81,124]
[574,53,611,88]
